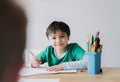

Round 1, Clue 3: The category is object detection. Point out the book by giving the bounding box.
[19,68,77,76]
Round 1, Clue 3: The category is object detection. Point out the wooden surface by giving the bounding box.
[20,67,120,82]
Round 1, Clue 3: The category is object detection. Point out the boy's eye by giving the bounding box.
[52,37,56,39]
[60,36,65,38]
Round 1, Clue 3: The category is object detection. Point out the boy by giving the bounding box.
[31,21,85,67]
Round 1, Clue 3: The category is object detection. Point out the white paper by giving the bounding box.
[18,78,60,82]
[19,68,76,76]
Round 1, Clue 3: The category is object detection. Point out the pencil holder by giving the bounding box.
[86,52,101,74]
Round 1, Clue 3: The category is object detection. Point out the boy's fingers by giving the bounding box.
[34,57,39,60]
[47,67,55,71]
[33,58,40,62]
[46,66,59,71]
[32,58,40,64]
[31,62,39,68]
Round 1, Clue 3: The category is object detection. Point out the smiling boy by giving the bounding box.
[31,21,85,67]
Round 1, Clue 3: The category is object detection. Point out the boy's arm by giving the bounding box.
[62,55,88,70]
[46,64,63,71]
[47,55,88,71]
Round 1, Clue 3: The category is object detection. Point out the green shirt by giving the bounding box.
[37,43,85,66]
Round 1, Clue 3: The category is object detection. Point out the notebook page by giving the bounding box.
[19,68,77,76]
[18,78,60,82]
[19,68,58,76]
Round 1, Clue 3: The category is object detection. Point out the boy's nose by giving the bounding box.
[56,38,60,42]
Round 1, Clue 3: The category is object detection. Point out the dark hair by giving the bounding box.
[0,0,27,80]
[0,0,27,52]
[46,21,70,38]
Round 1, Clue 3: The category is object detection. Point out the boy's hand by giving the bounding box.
[31,58,40,68]
[46,64,63,71]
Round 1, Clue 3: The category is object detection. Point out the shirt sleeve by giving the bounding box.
[36,50,47,64]
[61,55,88,70]
[71,43,85,60]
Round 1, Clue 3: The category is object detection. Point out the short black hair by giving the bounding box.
[46,21,70,38]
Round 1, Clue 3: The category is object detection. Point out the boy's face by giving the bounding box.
[48,30,69,50]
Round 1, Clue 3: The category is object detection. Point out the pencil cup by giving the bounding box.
[86,52,101,74]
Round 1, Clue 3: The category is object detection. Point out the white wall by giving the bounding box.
[23,0,120,67]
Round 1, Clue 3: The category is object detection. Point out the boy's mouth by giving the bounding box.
[56,43,64,46]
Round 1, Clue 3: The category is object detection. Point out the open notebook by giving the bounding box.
[18,78,60,82]
[19,68,77,76]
